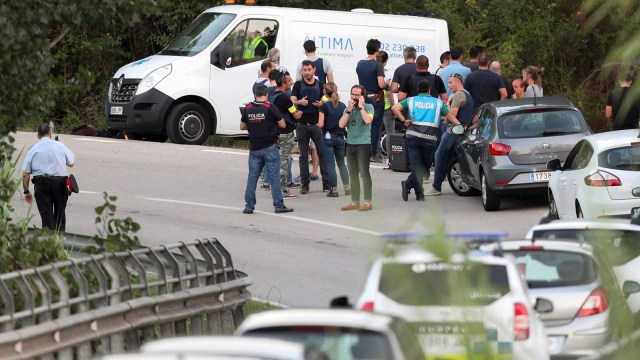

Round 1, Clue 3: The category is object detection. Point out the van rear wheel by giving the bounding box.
[167,102,211,145]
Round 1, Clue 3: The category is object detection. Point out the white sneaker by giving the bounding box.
[424,187,441,196]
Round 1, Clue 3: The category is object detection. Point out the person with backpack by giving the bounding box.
[269,71,302,199]
[291,60,330,194]
[319,82,350,198]
[398,55,448,102]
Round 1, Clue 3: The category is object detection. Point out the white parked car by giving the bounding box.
[236,308,425,360]
[137,336,317,360]
[525,217,640,316]
[352,235,549,360]
[546,129,640,219]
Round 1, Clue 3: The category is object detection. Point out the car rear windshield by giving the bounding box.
[598,146,640,171]
[379,262,510,306]
[532,229,640,266]
[243,327,395,360]
[498,109,586,139]
[505,249,598,288]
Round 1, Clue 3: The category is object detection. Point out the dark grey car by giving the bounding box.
[447,97,590,211]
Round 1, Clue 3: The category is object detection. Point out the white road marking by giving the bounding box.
[73,138,120,143]
[139,196,380,236]
[201,149,248,156]
[79,190,101,195]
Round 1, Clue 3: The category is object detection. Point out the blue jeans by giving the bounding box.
[366,96,385,156]
[244,144,284,210]
[323,133,349,188]
[346,143,372,203]
[405,137,437,197]
[433,132,461,191]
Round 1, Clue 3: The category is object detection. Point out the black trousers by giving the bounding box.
[34,177,69,232]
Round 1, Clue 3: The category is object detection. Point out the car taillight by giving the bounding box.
[577,288,608,317]
[489,142,511,156]
[360,301,374,312]
[514,302,530,341]
[584,171,621,187]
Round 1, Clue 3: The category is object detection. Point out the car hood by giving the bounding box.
[114,55,177,79]
[503,133,585,165]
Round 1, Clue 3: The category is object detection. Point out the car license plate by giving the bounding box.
[110,106,123,115]
[418,334,465,350]
[546,336,564,354]
[530,171,553,181]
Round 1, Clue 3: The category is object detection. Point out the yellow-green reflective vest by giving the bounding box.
[243,36,268,59]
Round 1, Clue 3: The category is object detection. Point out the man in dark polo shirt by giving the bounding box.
[398,55,448,103]
[241,84,293,214]
[464,53,507,111]
[291,60,330,194]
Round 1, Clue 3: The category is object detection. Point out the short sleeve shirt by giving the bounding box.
[345,103,374,145]
[22,137,75,176]
[449,90,467,109]
[392,62,417,86]
[356,59,385,92]
[271,91,297,134]
[241,101,283,151]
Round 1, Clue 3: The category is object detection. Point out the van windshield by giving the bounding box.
[160,13,235,57]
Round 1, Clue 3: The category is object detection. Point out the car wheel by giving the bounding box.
[548,191,559,219]
[447,157,479,196]
[166,102,211,145]
[481,171,501,211]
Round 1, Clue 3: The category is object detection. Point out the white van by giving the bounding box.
[106,5,449,144]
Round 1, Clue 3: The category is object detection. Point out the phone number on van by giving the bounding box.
[380,43,426,53]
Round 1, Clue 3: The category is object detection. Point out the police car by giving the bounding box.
[352,232,549,360]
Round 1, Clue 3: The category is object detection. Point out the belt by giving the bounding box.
[34,175,67,180]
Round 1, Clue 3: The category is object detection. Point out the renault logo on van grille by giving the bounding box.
[116,75,125,92]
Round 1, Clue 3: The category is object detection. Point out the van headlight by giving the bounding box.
[136,64,172,95]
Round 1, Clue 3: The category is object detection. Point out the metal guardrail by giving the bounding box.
[0,238,253,360]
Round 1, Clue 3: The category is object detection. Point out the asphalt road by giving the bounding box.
[10,132,549,307]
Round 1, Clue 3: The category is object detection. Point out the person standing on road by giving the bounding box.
[241,84,293,214]
[490,61,514,99]
[339,85,374,211]
[295,40,334,84]
[291,60,330,194]
[22,124,75,231]
[356,39,387,163]
[377,50,396,165]
[512,77,526,99]
[391,46,417,97]
[270,71,302,199]
[435,51,451,76]
[523,65,544,98]
[439,46,471,96]
[319,82,350,198]
[464,53,507,111]
[426,74,473,196]
[253,60,274,93]
[393,80,459,201]
[606,72,640,130]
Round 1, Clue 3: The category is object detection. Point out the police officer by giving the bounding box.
[241,84,293,214]
[22,124,76,231]
[392,81,460,201]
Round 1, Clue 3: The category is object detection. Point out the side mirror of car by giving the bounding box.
[534,298,553,313]
[547,159,562,170]
[329,296,352,308]
[622,280,640,297]
[450,124,465,135]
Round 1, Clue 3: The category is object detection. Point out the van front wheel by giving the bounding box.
[167,103,211,145]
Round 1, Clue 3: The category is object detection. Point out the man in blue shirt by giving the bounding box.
[392,81,460,201]
[22,124,76,231]
[439,46,472,96]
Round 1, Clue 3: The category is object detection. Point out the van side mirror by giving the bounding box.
[623,280,640,296]
[534,298,553,313]
[329,296,351,308]
[547,159,562,170]
[211,42,232,69]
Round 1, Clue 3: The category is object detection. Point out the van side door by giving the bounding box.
[210,16,282,134]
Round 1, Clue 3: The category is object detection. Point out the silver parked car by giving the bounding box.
[501,239,612,357]
[447,97,590,211]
